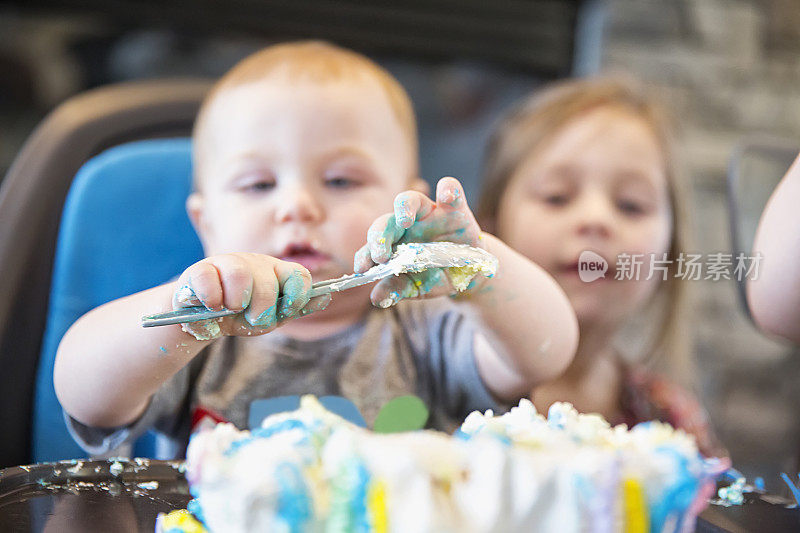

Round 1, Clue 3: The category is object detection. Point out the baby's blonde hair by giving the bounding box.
[193,40,418,185]
[478,76,693,384]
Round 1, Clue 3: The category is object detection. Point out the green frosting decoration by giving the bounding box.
[373,395,429,433]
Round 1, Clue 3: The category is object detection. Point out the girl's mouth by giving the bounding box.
[559,260,611,283]
[560,262,585,278]
[278,243,332,272]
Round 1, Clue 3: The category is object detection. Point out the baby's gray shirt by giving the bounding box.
[66,298,511,458]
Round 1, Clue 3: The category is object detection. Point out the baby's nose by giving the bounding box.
[274,185,323,223]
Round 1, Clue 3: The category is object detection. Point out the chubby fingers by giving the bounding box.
[393,190,435,229]
[242,256,281,328]
[174,255,255,312]
[429,176,481,245]
[295,293,332,319]
[391,178,479,245]
[356,191,439,274]
[369,268,453,308]
[275,264,312,321]
[210,254,255,311]
[435,176,467,209]
[357,214,405,272]
[173,254,329,338]
[353,243,374,275]
[243,257,324,329]
[174,261,221,310]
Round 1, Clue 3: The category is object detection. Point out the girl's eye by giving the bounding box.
[543,194,570,206]
[617,199,645,215]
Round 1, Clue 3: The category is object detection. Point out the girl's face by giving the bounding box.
[496,106,673,329]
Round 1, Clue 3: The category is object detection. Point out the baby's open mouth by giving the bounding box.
[278,243,331,272]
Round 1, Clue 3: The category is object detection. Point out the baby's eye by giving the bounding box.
[233,169,276,193]
[244,180,275,192]
[325,176,359,189]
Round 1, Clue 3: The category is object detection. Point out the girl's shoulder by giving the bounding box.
[620,363,727,458]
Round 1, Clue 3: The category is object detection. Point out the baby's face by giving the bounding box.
[190,77,415,282]
[496,107,673,328]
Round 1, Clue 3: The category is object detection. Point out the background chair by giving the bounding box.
[726,135,799,321]
[0,79,211,467]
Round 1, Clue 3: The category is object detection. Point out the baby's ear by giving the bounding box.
[186,193,210,246]
[409,178,430,196]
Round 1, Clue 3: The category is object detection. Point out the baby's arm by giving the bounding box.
[455,233,578,401]
[356,177,578,403]
[747,152,800,343]
[54,253,327,429]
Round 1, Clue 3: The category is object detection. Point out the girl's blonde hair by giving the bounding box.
[478,76,693,384]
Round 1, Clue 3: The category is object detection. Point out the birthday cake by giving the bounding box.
[157,396,725,533]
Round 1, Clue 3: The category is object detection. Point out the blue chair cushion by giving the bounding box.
[33,138,204,462]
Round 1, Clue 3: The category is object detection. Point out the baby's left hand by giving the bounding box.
[354,177,483,307]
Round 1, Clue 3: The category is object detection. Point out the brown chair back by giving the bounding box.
[0,79,211,467]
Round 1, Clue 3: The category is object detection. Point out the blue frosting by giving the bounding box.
[276,462,312,532]
[225,419,311,456]
[546,406,567,430]
[452,429,471,440]
[350,460,372,533]
[186,498,205,525]
[648,446,700,532]
[454,427,511,447]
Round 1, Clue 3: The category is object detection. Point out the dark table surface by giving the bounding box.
[1,459,798,532]
[697,492,799,533]
[0,459,191,532]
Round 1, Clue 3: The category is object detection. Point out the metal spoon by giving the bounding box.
[141,242,497,327]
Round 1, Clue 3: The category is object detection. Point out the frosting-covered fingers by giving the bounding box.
[175,261,223,310]
[366,213,404,264]
[209,254,255,311]
[275,266,312,320]
[243,263,280,329]
[353,243,374,274]
[393,190,434,229]
[370,274,418,308]
[370,269,451,308]
[298,294,332,318]
[436,176,466,209]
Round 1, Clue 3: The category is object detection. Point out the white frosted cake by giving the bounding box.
[157,396,726,533]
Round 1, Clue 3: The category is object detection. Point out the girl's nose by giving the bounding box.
[274,184,324,224]
[574,193,614,240]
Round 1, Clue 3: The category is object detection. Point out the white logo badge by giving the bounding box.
[578,251,608,282]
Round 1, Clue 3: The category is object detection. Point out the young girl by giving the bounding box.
[478,77,725,457]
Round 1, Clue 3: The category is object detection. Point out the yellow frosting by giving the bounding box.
[623,478,648,533]
[368,480,388,533]
[158,509,206,533]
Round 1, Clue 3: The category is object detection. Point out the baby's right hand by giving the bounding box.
[172,253,330,340]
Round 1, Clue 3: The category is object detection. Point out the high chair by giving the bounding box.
[0,79,210,466]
